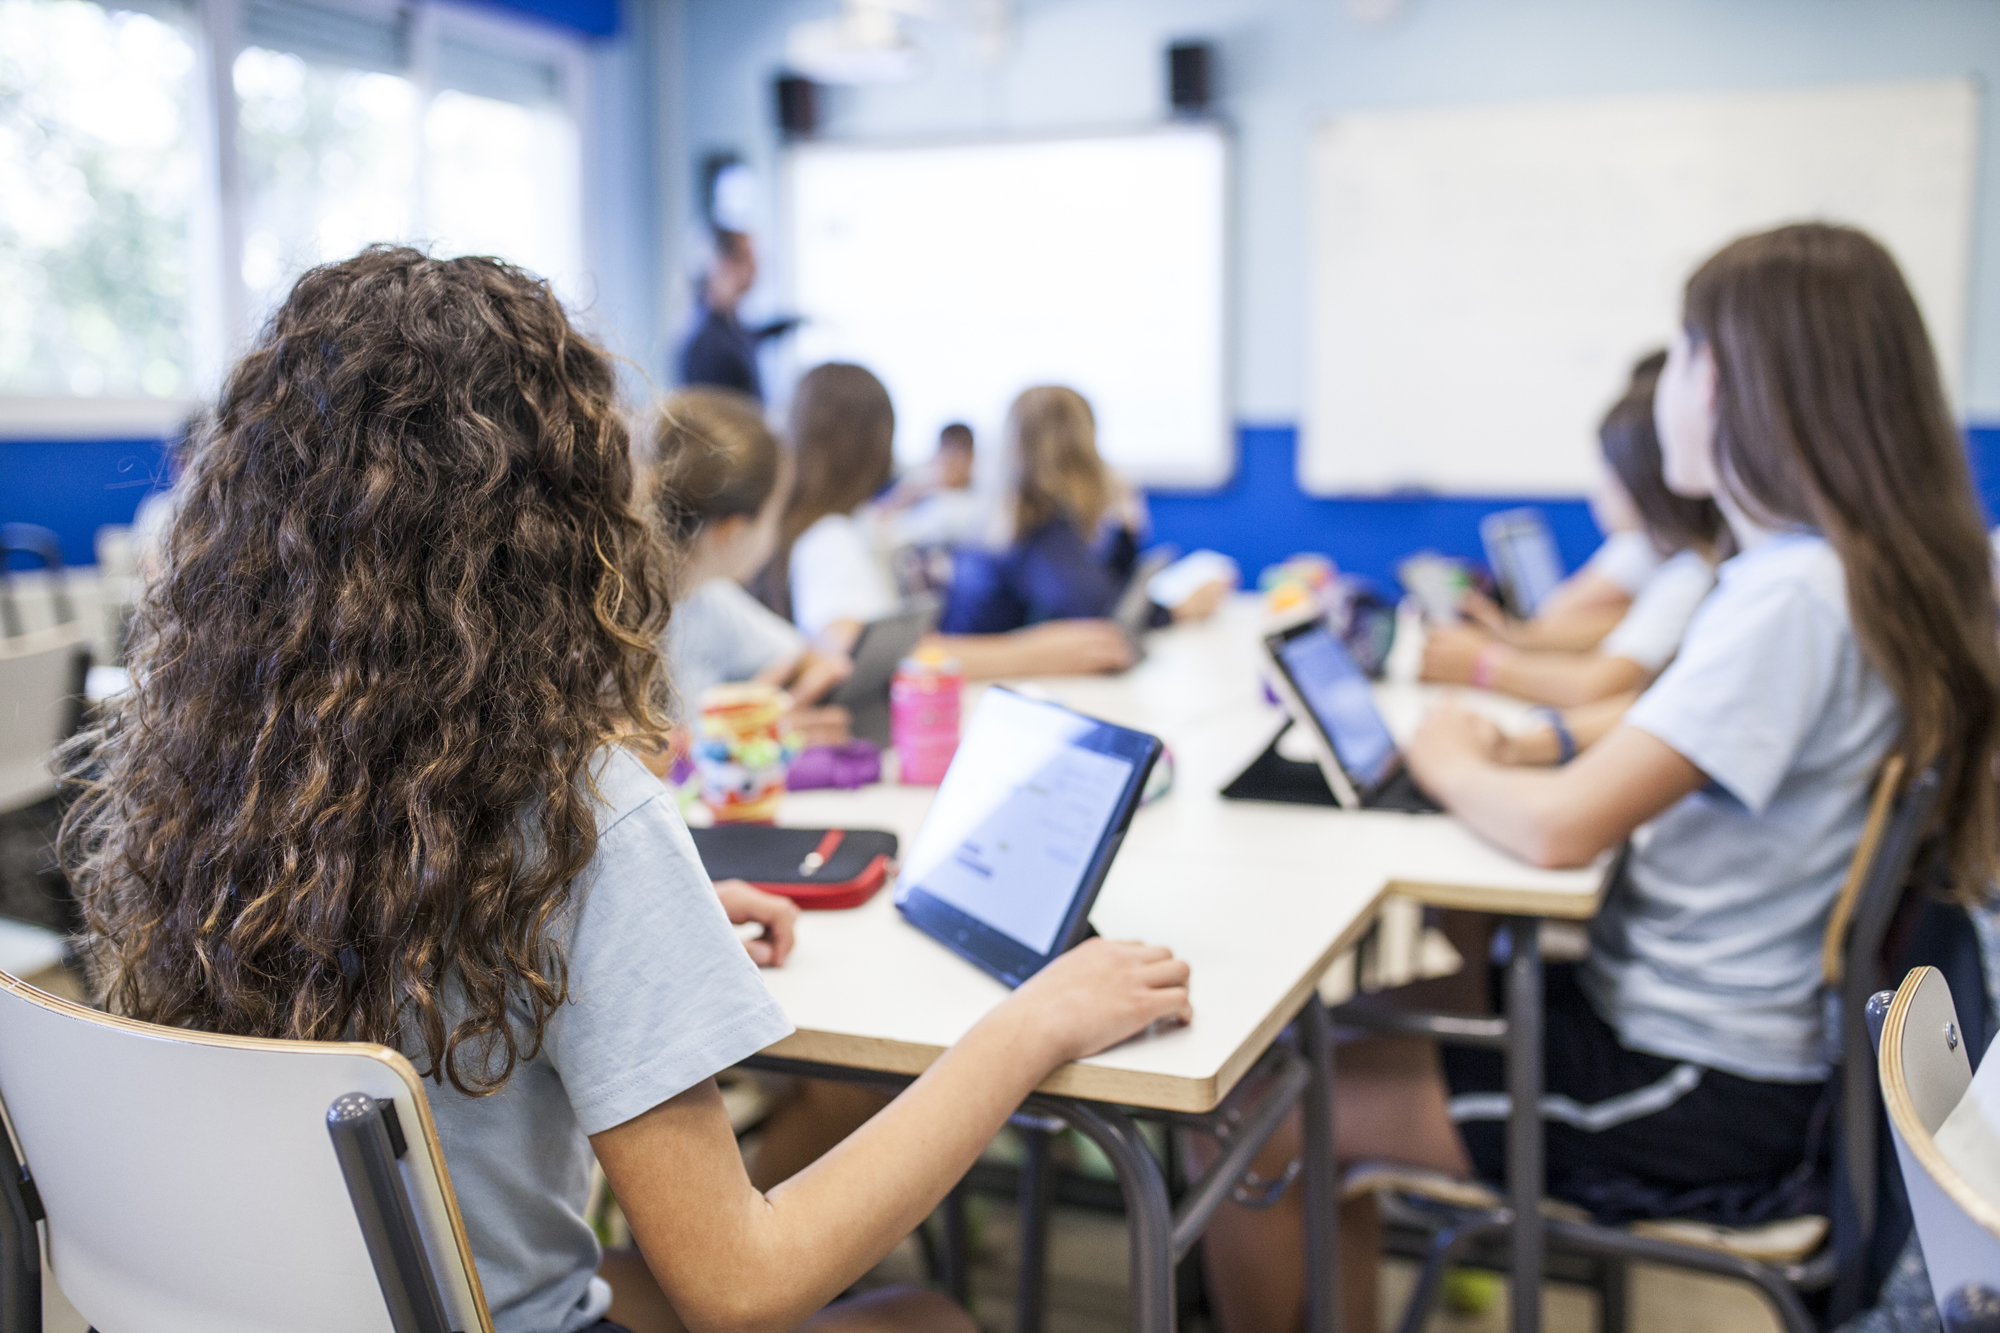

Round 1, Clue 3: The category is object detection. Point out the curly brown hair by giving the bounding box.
[60,247,672,1094]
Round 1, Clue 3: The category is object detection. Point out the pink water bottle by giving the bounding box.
[890,650,962,785]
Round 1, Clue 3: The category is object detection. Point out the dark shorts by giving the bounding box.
[1440,965,1828,1222]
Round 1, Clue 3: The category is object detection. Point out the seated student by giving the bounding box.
[646,387,850,742]
[756,366,1138,677]
[752,362,903,652]
[1196,224,2000,1330]
[61,249,1194,1333]
[882,421,987,550]
[1422,352,1728,708]
[1457,393,1677,652]
[939,385,1231,648]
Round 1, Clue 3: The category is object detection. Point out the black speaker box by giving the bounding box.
[775,75,818,138]
[1168,41,1213,116]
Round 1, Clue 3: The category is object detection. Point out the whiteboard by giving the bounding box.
[784,126,1229,487]
[1303,79,1980,496]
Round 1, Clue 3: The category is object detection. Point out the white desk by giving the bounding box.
[739,597,1603,1333]
[763,598,1599,1114]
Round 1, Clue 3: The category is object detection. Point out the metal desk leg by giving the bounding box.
[940,1182,972,1306]
[1015,1119,1058,1333]
[1506,917,1544,1333]
[1034,1097,1175,1333]
[1301,1000,1341,1333]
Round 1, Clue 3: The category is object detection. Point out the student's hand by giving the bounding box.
[786,704,851,747]
[818,619,867,657]
[1459,590,1513,638]
[1169,577,1234,623]
[714,879,799,967]
[1419,623,1496,685]
[770,647,852,707]
[1017,619,1136,674]
[1005,937,1193,1064]
[1404,705,1507,792]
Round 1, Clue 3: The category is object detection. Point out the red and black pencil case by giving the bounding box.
[689,826,899,910]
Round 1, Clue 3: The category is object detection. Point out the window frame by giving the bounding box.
[0,0,595,438]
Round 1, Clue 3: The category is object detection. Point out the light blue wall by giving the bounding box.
[673,0,2000,425]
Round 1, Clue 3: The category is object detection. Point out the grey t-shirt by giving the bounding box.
[667,577,807,709]
[1599,548,1717,673]
[422,748,794,1333]
[1582,533,1898,1082]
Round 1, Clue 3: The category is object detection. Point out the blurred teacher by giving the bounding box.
[677,230,796,403]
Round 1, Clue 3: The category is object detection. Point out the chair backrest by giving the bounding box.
[0,526,72,642]
[0,968,492,1333]
[1820,758,1943,1319]
[0,624,88,814]
[1878,965,2000,1320]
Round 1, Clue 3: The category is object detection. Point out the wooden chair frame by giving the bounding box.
[1349,758,1942,1333]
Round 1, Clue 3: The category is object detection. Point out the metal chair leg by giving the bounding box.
[1,1119,43,1333]
[1393,1216,1508,1333]
[1597,1256,1627,1333]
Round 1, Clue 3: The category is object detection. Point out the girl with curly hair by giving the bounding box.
[61,248,1191,1333]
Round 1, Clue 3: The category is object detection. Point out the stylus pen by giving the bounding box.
[800,829,844,876]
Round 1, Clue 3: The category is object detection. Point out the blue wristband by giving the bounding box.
[1530,706,1577,764]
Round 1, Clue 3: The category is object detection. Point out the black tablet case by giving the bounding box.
[1219,721,1440,813]
[1218,723,1339,806]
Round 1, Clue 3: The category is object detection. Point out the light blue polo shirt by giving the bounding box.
[1582,532,1899,1082]
[421,747,794,1333]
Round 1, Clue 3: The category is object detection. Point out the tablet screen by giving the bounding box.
[1482,509,1565,616]
[1275,624,1399,790]
[897,689,1147,958]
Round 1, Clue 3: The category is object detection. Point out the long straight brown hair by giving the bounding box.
[60,248,672,1093]
[1685,223,2000,898]
[751,362,894,619]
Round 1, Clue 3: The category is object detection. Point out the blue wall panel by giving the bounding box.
[466,0,616,37]
[2,438,175,570]
[1145,426,1600,592]
[1147,423,2000,592]
[11,422,2000,582]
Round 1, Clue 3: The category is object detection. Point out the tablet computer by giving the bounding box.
[894,687,1163,986]
[1261,618,1441,814]
[1479,507,1565,618]
[1110,549,1176,665]
[826,597,941,744]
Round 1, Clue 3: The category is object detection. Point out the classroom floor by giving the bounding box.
[20,958,1789,1333]
[850,1196,1788,1333]
[33,1177,1791,1333]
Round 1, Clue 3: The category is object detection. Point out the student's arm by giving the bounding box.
[1495,691,1643,766]
[1463,586,1630,651]
[756,646,852,707]
[928,622,1134,679]
[1404,706,1705,868]
[1421,627,1650,707]
[591,938,1191,1333]
[815,619,866,657]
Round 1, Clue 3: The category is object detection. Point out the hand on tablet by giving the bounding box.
[1010,937,1192,1062]
[1418,623,1495,686]
[1404,705,1506,789]
[714,878,799,967]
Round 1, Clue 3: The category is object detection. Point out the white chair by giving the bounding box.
[0,966,494,1333]
[1875,965,2000,1330]
[0,624,88,816]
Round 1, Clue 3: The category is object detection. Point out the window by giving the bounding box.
[1,0,588,410]
[0,0,203,397]
[234,45,418,323]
